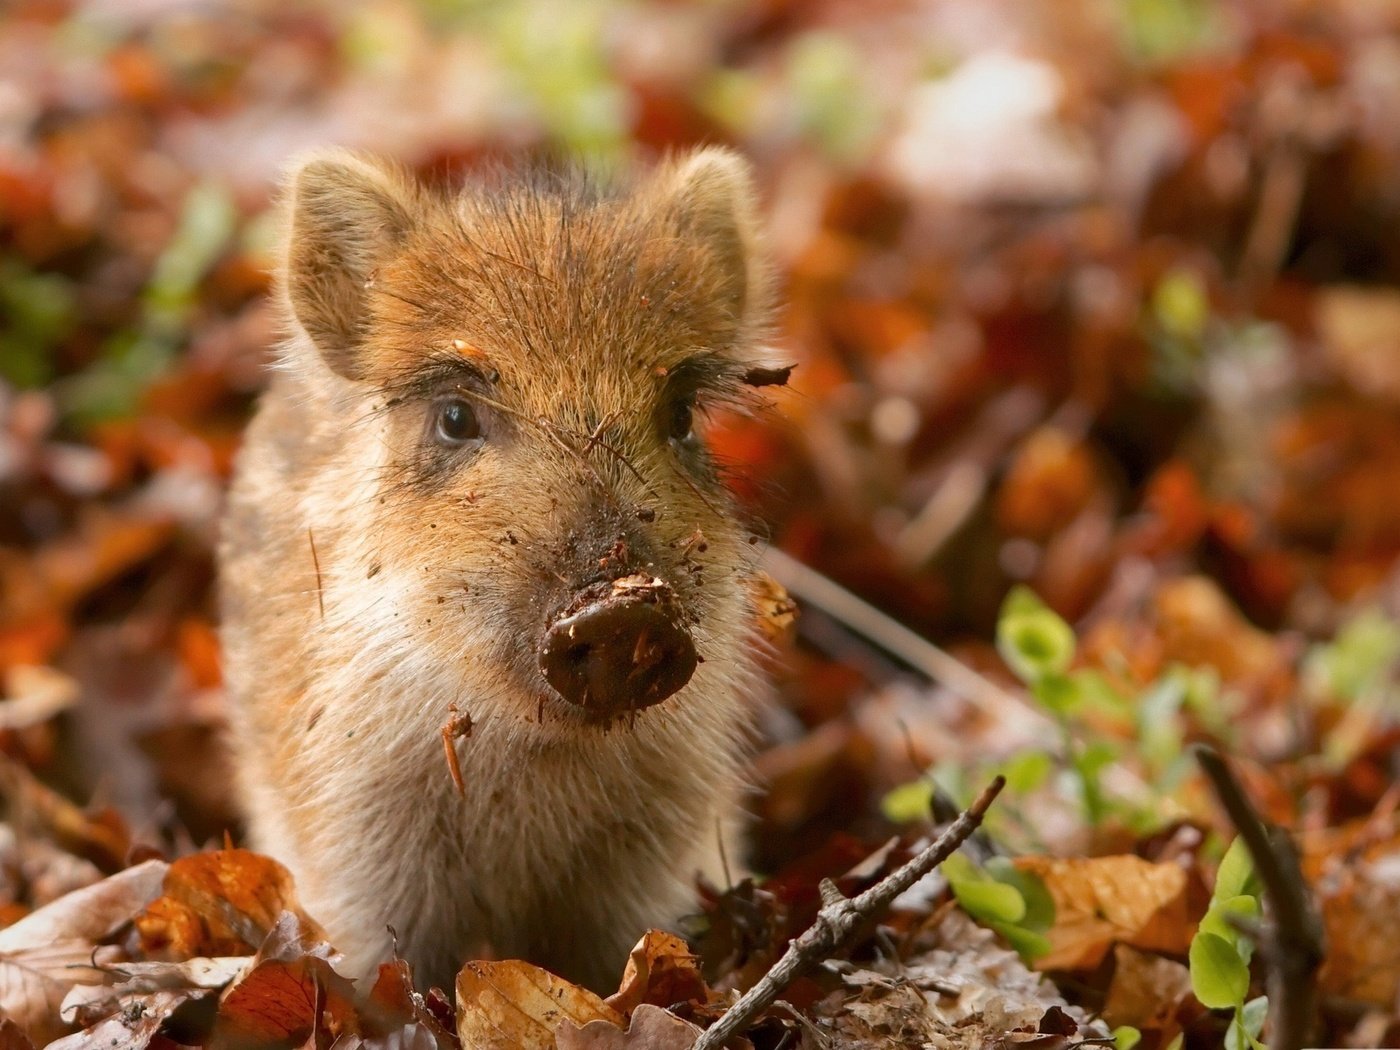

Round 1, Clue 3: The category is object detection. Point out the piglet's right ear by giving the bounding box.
[282,150,416,381]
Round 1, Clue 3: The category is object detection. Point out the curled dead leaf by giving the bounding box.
[604,931,708,1017]
[136,849,328,959]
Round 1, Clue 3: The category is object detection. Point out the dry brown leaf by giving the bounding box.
[60,955,250,1026]
[0,754,132,870]
[1100,945,1191,1039]
[208,913,358,1049]
[48,988,209,1050]
[0,1019,35,1050]
[360,958,459,1048]
[1013,855,1195,971]
[1152,576,1280,689]
[558,1004,701,1050]
[456,960,624,1050]
[0,859,167,1044]
[136,848,326,958]
[604,931,708,1017]
[1315,836,1400,1005]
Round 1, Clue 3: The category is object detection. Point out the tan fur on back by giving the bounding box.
[219,149,775,992]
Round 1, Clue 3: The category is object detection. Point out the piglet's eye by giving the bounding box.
[668,398,695,443]
[434,399,482,445]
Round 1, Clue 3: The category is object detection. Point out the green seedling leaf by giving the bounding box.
[1113,1027,1142,1050]
[943,853,1026,924]
[1189,931,1248,1009]
[984,858,1054,931]
[993,922,1051,960]
[997,586,1076,683]
[1000,750,1053,794]
[1152,268,1210,341]
[1200,895,1260,962]
[1308,608,1400,702]
[881,779,934,824]
[1225,995,1268,1050]
[1031,673,1081,717]
[1214,837,1260,903]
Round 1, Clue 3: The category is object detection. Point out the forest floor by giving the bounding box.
[2,1,1400,1047]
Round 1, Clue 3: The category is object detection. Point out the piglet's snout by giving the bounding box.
[539,574,697,718]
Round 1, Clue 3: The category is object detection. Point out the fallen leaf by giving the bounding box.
[47,988,209,1050]
[0,754,132,870]
[1100,944,1191,1039]
[558,1004,701,1050]
[604,931,708,1017]
[60,955,250,1026]
[456,960,624,1050]
[1314,832,1400,1006]
[208,913,358,1049]
[360,958,460,1048]
[136,849,327,958]
[1013,856,1196,970]
[0,860,167,1043]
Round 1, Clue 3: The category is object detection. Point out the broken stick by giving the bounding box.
[693,775,1006,1050]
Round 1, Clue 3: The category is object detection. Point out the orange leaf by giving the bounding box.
[1014,855,1197,971]
[136,850,326,959]
[604,931,708,1017]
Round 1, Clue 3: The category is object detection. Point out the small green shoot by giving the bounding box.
[1189,837,1268,1048]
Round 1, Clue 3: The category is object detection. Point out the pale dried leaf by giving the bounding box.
[558,1004,700,1050]
[47,988,210,1050]
[60,955,250,1023]
[0,860,166,1042]
[456,960,624,1050]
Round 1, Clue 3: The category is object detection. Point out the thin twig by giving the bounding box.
[693,776,1006,1050]
[1194,746,1324,1050]
[760,547,1047,727]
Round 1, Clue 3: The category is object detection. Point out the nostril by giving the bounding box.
[539,575,698,718]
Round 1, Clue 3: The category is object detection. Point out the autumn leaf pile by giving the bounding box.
[2,0,1400,1047]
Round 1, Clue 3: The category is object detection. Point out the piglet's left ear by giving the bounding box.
[652,147,771,331]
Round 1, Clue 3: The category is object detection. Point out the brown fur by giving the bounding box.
[219,148,775,992]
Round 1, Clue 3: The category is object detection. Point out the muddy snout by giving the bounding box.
[539,574,698,718]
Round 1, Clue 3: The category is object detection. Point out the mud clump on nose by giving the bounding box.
[539,574,698,719]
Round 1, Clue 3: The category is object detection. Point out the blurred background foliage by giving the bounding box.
[3,0,1400,1042]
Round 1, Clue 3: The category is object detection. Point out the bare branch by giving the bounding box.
[1194,746,1325,1050]
[693,776,1006,1050]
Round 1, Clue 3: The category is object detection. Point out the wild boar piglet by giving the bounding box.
[219,147,777,992]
